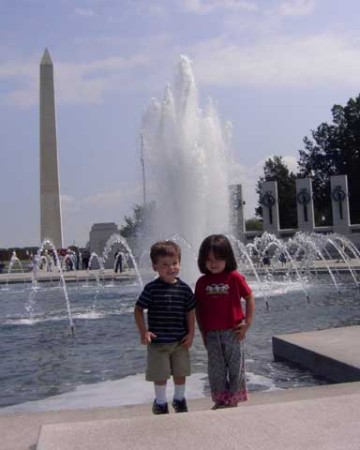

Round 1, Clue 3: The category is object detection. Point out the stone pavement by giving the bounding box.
[36,388,360,450]
[0,382,359,450]
[1,256,360,285]
[0,268,136,285]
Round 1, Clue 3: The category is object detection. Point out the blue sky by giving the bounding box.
[1,0,360,248]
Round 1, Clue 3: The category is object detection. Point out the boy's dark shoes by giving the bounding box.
[152,400,169,415]
[172,398,188,413]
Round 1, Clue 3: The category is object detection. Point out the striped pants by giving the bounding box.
[206,329,248,406]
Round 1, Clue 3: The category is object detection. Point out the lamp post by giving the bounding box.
[140,132,147,207]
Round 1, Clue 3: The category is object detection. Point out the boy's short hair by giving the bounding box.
[150,240,181,264]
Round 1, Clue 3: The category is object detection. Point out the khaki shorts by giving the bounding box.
[146,342,191,382]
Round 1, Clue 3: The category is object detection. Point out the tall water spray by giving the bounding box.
[141,55,231,280]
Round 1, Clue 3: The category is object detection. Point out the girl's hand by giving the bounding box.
[181,333,194,349]
[233,321,250,341]
[141,331,157,345]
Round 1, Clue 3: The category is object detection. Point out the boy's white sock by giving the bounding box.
[174,383,185,400]
[154,384,167,404]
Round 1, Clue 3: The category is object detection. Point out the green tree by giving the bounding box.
[298,95,360,224]
[245,217,263,231]
[120,202,156,238]
[256,156,297,229]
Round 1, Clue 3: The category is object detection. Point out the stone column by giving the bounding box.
[40,48,63,249]
[330,175,350,235]
[229,184,245,241]
[260,181,279,235]
[296,178,315,233]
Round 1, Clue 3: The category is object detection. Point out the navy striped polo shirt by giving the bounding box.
[136,277,196,344]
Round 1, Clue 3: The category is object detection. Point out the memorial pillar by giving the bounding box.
[260,181,279,235]
[296,178,315,233]
[330,175,350,235]
[229,184,245,241]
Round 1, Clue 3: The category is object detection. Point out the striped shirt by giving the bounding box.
[136,277,196,344]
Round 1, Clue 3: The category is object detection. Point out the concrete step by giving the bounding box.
[36,386,360,450]
[1,382,359,450]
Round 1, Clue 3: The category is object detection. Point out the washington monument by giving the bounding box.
[40,48,63,248]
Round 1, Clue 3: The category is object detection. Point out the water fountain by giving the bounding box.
[0,55,359,412]
[4,252,26,289]
[101,233,144,288]
[141,55,231,281]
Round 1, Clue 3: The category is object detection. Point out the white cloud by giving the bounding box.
[62,183,142,211]
[61,194,80,212]
[180,0,259,14]
[277,0,316,17]
[1,53,151,107]
[145,4,167,18]
[83,190,131,207]
[192,32,360,88]
[0,61,35,78]
[0,60,37,107]
[74,8,96,17]
[1,5,358,109]
[281,155,298,173]
[56,54,152,104]
[5,88,37,108]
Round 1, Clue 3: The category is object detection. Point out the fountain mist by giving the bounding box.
[141,55,231,280]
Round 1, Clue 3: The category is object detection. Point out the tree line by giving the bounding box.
[256,94,360,229]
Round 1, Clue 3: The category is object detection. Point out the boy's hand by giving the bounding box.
[141,331,157,345]
[181,333,193,349]
[233,321,250,341]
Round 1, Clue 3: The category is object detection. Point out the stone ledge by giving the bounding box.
[273,325,360,382]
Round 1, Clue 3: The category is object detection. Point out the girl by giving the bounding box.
[195,234,255,409]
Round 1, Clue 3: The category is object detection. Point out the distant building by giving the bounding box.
[89,222,120,269]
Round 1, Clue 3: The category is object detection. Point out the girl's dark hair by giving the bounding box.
[150,240,181,264]
[197,234,237,274]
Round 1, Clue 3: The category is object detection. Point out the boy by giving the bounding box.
[134,240,195,415]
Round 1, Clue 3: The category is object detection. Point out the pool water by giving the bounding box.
[0,275,359,410]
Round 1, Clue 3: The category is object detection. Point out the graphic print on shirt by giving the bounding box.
[205,283,229,295]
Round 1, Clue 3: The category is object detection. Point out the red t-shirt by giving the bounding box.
[195,270,252,333]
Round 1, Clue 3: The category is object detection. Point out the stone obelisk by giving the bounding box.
[40,48,63,249]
